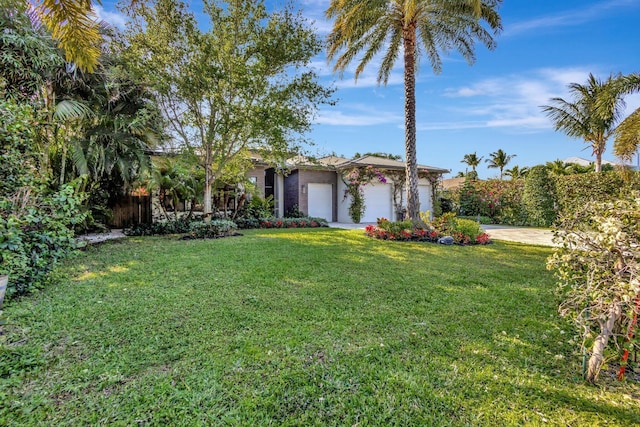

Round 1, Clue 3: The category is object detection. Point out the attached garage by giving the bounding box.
[362,182,393,222]
[418,184,432,214]
[307,183,333,221]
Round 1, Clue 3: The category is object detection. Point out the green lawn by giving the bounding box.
[1,228,638,426]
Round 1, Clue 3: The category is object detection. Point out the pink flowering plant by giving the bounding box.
[364,214,491,245]
[342,166,387,223]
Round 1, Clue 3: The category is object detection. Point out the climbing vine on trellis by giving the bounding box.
[341,166,387,223]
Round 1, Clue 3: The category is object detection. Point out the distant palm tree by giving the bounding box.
[461,152,484,172]
[486,149,515,180]
[545,159,569,176]
[326,0,502,221]
[542,73,640,172]
[504,165,528,179]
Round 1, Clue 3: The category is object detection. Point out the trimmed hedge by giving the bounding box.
[188,220,237,239]
[523,166,556,227]
[449,170,640,227]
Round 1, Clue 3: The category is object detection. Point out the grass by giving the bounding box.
[1,228,639,426]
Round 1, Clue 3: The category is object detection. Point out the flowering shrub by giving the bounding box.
[547,194,640,382]
[364,214,490,245]
[341,166,387,223]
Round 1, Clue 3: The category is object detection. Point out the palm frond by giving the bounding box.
[53,99,94,121]
[36,0,102,72]
[614,107,640,162]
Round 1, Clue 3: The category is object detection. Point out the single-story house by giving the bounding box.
[255,155,449,223]
[111,153,449,227]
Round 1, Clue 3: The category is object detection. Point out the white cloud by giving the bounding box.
[422,67,598,132]
[93,4,127,29]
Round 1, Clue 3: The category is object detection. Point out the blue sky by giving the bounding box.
[96,0,640,178]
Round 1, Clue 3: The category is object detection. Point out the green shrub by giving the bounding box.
[523,166,556,227]
[188,220,237,239]
[238,195,275,220]
[123,218,193,236]
[0,182,87,296]
[454,219,482,240]
[458,215,494,224]
[554,171,629,215]
[258,217,329,229]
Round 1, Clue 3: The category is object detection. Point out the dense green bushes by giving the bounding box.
[1,100,86,297]
[448,169,640,227]
[124,216,329,236]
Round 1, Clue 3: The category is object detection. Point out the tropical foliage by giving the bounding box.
[461,152,484,172]
[326,0,502,222]
[485,148,516,180]
[542,73,640,172]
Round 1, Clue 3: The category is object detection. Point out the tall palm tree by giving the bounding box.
[485,149,515,180]
[461,152,484,172]
[326,0,502,221]
[542,73,637,173]
[504,165,528,179]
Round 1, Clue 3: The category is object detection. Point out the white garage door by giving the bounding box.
[307,183,333,221]
[418,185,432,214]
[362,183,393,222]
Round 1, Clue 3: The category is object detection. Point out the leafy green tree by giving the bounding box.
[485,149,515,180]
[122,0,331,217]
[542,73,640,172]
[0,1,62,100]
[326,0,502,222]
[461,152,484,172]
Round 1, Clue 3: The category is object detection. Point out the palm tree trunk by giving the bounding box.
[403,24,420,222]
[594,151,602,173]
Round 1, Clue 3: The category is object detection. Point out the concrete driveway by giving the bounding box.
[330,222,557,247]
[481,224,557,247]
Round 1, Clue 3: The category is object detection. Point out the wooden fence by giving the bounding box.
[110,196,152,228]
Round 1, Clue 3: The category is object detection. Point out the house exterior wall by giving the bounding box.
[246,166,267,197]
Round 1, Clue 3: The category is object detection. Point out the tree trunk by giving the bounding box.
[403,24,420,222]
[203,148,213,221]
[594,151,602,173]
[586,303,622,382]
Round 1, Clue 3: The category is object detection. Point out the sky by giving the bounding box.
[96,0,640,179]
